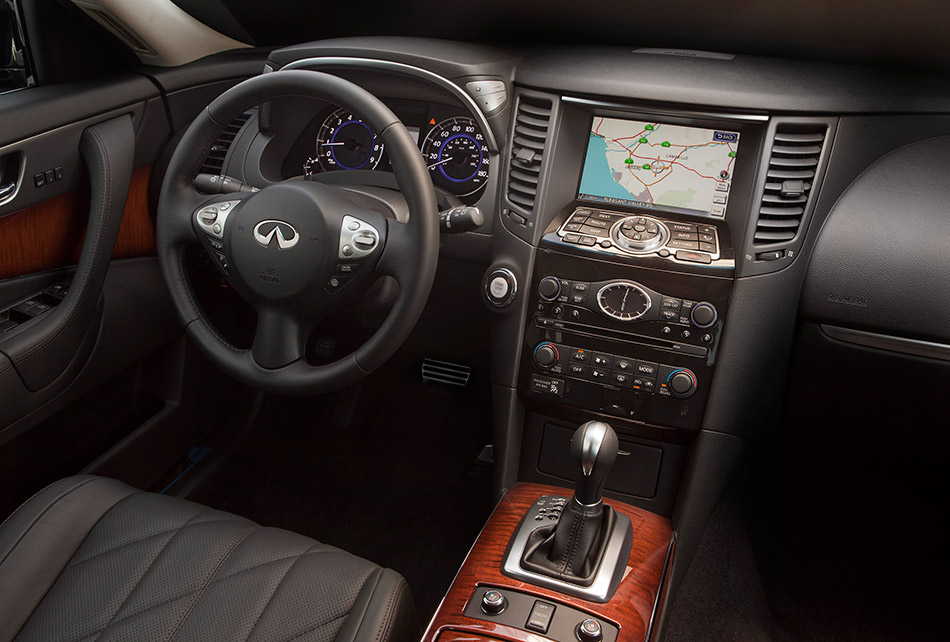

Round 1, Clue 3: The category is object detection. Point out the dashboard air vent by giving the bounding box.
[507,96,553,213]
[753,125,827,246]
[421,358,471,387]
[199,110,254,175]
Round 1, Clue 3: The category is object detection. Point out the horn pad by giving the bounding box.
[225,182,337,303]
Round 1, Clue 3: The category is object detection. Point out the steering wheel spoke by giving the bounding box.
[251,306,314,370]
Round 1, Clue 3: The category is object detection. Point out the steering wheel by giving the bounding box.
[156,70,440,395]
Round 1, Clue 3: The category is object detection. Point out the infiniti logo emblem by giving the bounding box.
[253,220,299,249]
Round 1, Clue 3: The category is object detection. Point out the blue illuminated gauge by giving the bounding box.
[422,116,490,196]
[316,108,384,171]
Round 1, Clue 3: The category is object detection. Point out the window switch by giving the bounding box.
[0,318,18,333]
[525,600,556,634]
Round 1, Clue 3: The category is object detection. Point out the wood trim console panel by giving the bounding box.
[424,482,673,642]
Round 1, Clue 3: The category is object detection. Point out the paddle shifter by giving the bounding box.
[502,421,633,602]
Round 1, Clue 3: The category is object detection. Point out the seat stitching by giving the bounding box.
[81,507,214,642]
[68,515,248,568]
[278,613,348,642]
[373,577,402,642]
[0,478,100,568]
[84,547,342,632]
[164,523,260,642]
[241,541,323,642]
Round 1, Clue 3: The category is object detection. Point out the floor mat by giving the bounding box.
[177,358,494,623]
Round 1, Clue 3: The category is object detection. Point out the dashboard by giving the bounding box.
[280,98,491,198]
[215,40,950,516]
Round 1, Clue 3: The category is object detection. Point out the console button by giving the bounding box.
[481,589,507,615]
[571,349,589,363]
[611,372,632,389]
[589,368,608,382]
[661,296,682,310]
[691,302,719,328]
[667,239,700,250]
[699,233,716,243]
[659,309,679,322]
[571,282,589,293]
[668,222,697,233]
[640,378,656,393]
[635,360,658,377]
[699,242,717,253]
[563,233,581,243]
[697,224,717,235]
[675,250,712,264]
[526,601,556,634]
[672,231,698,241]
[570,309,582,320]
[584,218,609,229]
[569,214,589,224]
[589,212,620,222]
[568,363,588,378]
[614,358,633,372]
[578,236,598,246]
[592,353,613,368]
[570,293,587,305]
[564,223,582,232]
[538,276,561,301]
[580,224,608,236]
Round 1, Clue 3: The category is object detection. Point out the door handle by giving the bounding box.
[0,182,14,199]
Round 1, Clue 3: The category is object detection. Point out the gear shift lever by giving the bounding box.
[571,421,619,506]
[519,421,630,590]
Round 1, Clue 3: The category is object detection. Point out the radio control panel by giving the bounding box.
[554,207,723,265]
[520,250,732,431]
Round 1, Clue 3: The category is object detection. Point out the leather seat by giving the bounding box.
[0,476,416,642]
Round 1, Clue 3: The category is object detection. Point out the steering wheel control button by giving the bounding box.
[325,274,353,294]
[480,589,508,615]
[576,619,604,642]
[691,302,718,328]
[195,201,238,239]
[525,600,556,634]
[485,268,517,307]
[339,216,380,259]
[336,263,360,274]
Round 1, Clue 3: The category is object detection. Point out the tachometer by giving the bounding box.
[422,116,490,196]
[316,108,384,171]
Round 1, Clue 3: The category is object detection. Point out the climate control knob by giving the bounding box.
[667,369,697,398]
[538,276,561,301]
[533,342,559,368]
[691,302,718,328]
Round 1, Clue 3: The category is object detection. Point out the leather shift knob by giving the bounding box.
[571,421,619,506]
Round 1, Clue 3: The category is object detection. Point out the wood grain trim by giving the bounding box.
[0,165,156,281]
[424,482,673,642]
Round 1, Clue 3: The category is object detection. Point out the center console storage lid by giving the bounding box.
[801,136,950,343]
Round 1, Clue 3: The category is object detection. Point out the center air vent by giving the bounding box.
[753,125,828,246]
[199,110,254,175]
[507,96,553,214]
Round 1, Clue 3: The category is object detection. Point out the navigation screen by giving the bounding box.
[578,116,740,218]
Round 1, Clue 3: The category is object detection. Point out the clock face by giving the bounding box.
[596,282,651,321]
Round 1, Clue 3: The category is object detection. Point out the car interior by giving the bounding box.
[1,1,948,641]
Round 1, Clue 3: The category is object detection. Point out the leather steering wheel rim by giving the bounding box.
[156,70,440,395]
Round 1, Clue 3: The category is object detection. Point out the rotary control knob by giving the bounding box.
[533,342,559,368]
[481,589,508,615]
[576,619,604,642]
[691,302,718,328]
[668,369,697,398]
[613,216,668,254]
[538,276,561,301]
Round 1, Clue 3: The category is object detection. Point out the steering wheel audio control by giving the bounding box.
[195,200,239,238]
[339,215,379,259]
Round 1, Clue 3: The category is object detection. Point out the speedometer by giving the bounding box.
[422,116,490,196]
[316,108,384,171]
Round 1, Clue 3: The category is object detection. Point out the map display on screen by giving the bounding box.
[578,116,740,218]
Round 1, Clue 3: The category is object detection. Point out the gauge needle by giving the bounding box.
[621,288,629,311]
[427,157,454,169]
[320,142,346,146]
